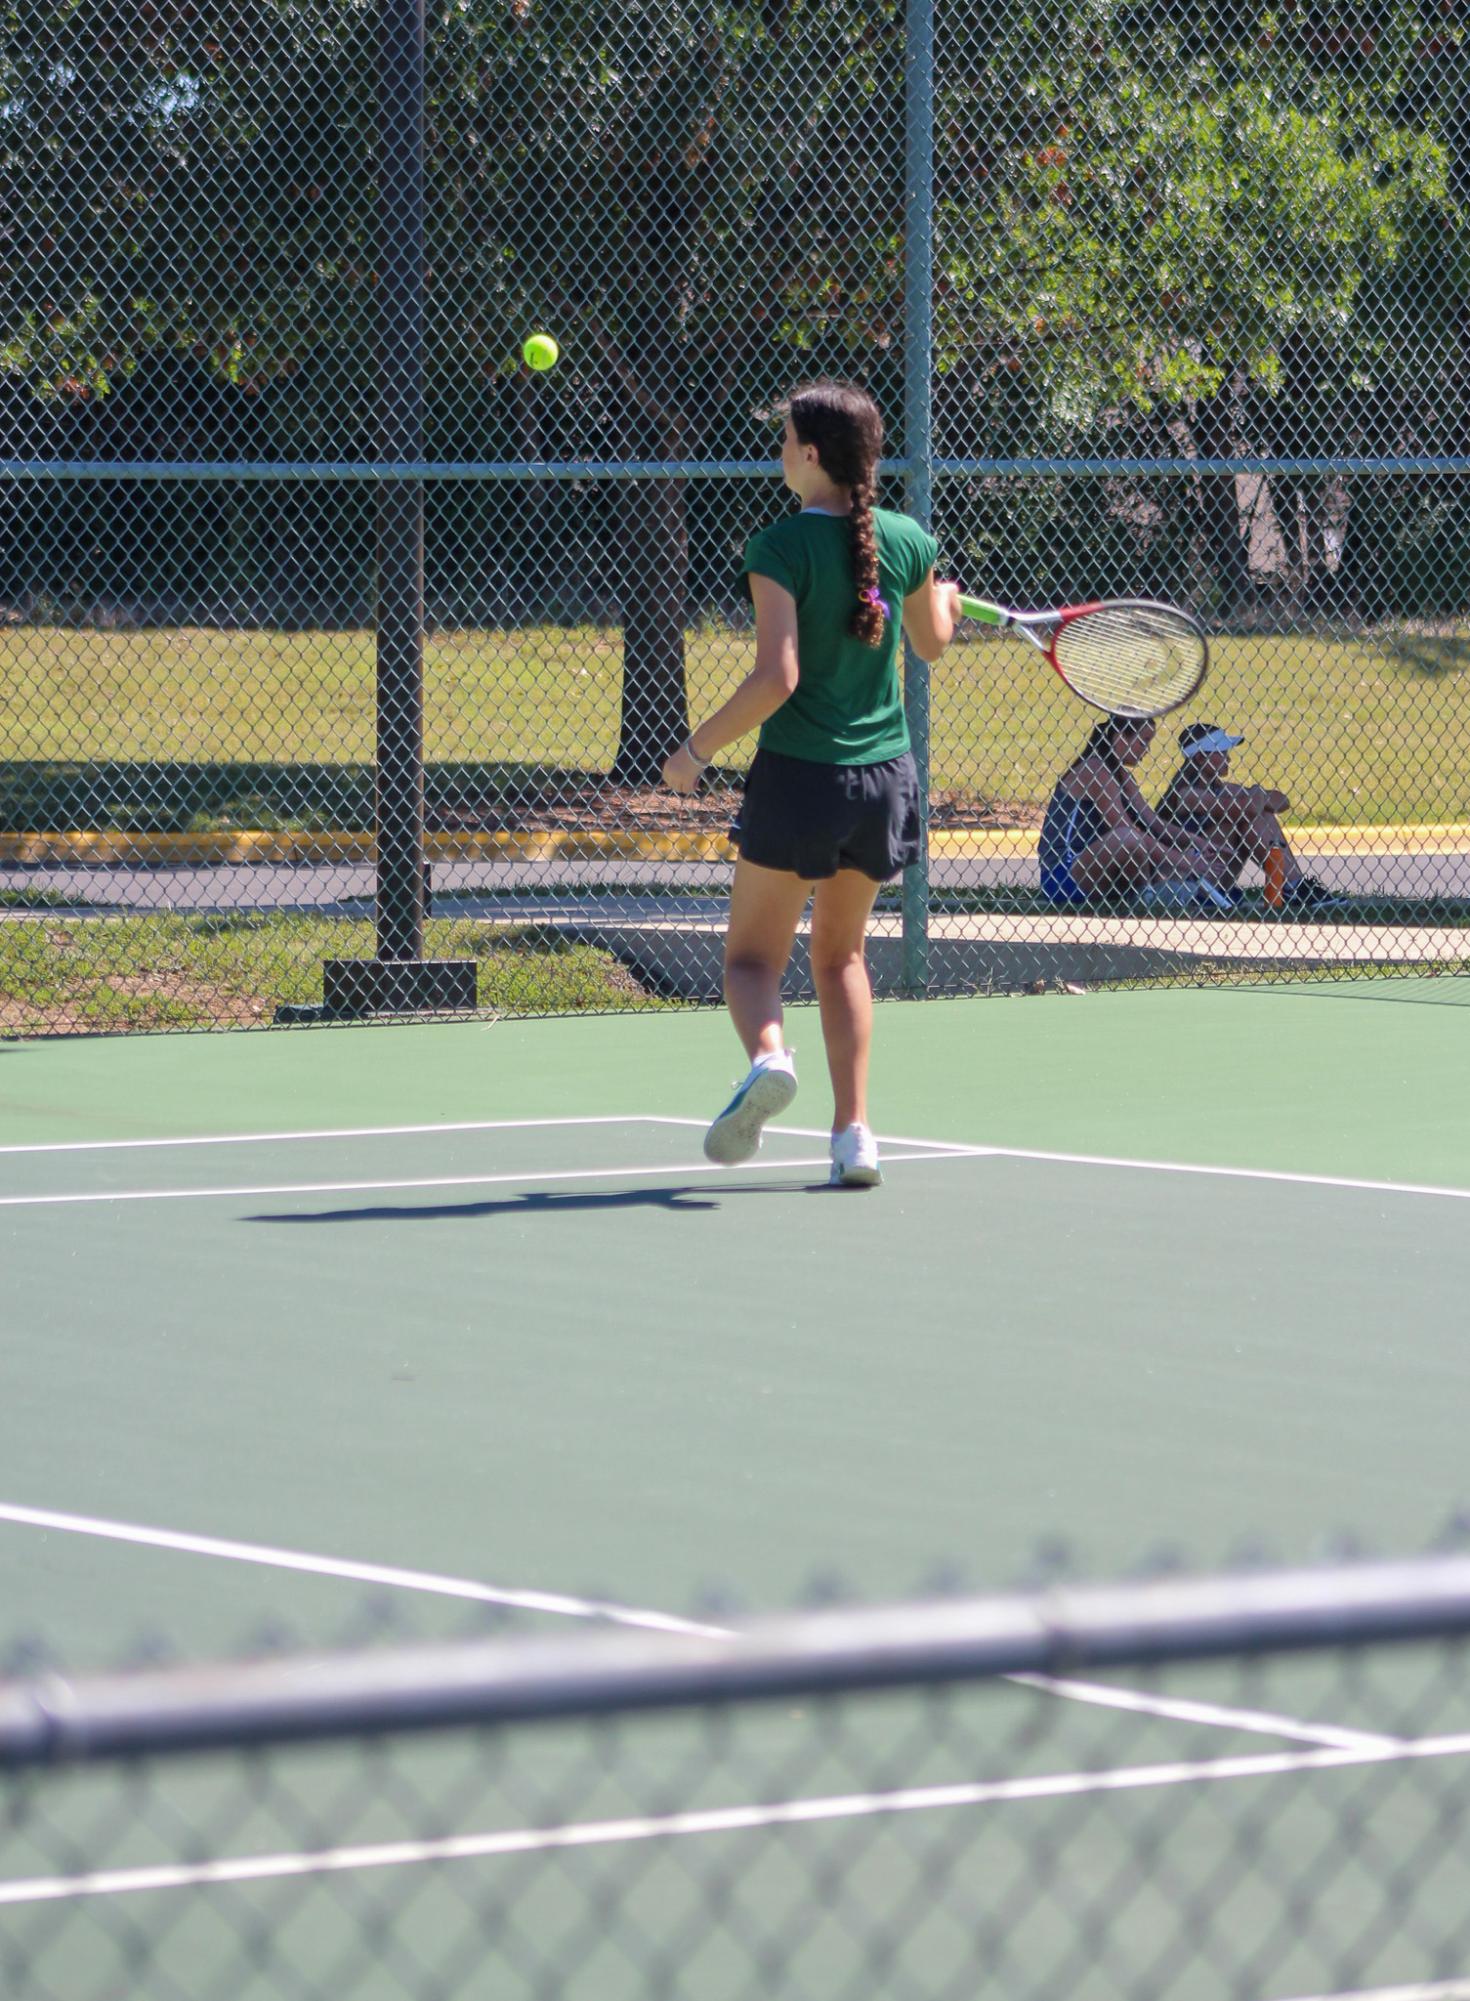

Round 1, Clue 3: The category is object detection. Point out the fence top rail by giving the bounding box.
[0,458,810,483]
[3,1553,1470,1770]
[7,456,1470,483]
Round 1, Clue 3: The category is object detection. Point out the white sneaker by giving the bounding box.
[1139,877,1235,914]
[829,1123,882,1188]
[702,1050,798,1165]
[1189,877,1238,913]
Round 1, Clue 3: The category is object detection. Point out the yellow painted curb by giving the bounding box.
[2,823,1468,866]
[0,829,738,866]
[1288,823,1470,855]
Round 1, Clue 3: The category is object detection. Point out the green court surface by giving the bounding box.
[2,982,1467,1669]
[3,984,1470,2000]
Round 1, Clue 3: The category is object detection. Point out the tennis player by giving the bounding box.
[661,379,962,1188]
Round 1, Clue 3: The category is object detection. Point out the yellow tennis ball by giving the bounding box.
[522,333,559,372]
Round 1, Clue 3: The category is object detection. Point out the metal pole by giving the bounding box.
[376,0,427,965]
[9,1554,1470,1763]
[312,0,474,1016]
[901,0,934,996]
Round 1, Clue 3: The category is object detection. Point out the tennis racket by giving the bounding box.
[957,595,1208,719]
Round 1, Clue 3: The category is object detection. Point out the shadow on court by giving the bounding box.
[244,1179,841,1224]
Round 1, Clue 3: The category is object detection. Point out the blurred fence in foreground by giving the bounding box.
[6,1550,1470,1997]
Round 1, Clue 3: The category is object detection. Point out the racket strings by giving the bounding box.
[1053,605,1206,717]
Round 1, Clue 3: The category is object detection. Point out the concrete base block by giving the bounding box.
[320,957,479,1017]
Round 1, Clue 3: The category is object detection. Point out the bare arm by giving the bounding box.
[1236,780,1290,815]
[1071,760,1200,855]
[1116,768,1182,842]
[1068,759,1144,834]
[1178,777,1290,827]
[901,572,963,663]
[661,573,800,794]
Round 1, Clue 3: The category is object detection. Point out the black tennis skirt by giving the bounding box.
[731,746,922,883]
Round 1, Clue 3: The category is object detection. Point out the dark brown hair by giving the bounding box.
[1080,713,1150,778]
[786,379,886,647]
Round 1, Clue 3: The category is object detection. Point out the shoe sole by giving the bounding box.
[829,1161,882,1188]
[703,1066,798,1165]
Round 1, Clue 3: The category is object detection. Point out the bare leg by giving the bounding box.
[1193,836,1248,888]
[1070,826,1157,902]
[809,869,883,1132]
[1202,808,1304,888]
[1252,809,1305,883]
[723,857,814,1062]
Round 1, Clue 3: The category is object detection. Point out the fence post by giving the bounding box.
[375,0,428,968]
[900,0,934,997]
[320,0,475,1017]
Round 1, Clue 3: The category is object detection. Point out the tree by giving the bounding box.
[3,0,911,778]
[442,0,909,778]
[935,0,1464,609]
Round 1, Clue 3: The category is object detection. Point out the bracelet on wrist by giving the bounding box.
[684,735,710,772]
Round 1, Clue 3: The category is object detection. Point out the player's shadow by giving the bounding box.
[246,1180,834,1224]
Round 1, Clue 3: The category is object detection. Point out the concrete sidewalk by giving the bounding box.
[563,906,1470,999]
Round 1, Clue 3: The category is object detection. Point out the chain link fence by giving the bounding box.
[5,1546,1470,1996]
[3,0,1469,1032]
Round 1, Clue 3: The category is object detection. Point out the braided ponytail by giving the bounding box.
[848,474,885,647]
[785,380,888,647]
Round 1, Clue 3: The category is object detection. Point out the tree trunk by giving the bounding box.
[613,467,691,784]
[1192,391,1252,610]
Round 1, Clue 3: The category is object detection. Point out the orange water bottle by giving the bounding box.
[1264,846,1286,910]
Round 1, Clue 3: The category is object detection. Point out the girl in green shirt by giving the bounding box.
[662,379,962,1187]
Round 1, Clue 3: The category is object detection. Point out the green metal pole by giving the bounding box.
[375,0,427,966]
[901,0,934,995]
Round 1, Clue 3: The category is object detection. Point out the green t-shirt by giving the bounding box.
[740,506,938,765]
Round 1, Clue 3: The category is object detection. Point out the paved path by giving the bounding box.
[5,836,1470,915]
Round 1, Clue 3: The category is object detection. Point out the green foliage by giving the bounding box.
[2,0,908,450]
[939,25,1461,432]
[4,0,1469,621]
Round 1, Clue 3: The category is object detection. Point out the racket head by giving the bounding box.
[1048,599,1208,719]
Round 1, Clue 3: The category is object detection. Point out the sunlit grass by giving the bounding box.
[2,621,1466,828]
[0,913,667,1034]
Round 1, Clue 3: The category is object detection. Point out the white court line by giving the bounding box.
[4,1728,1469,1908]
[0,1116,667,1157]
[1282,1984,1470,2001]
[0,1505,1391,1755]
[0,1504,727,1640]
[652,1116,983,1154]
[0,1149,957,1209]
[6,1114,1461,1199]
[1005,1672,1398,1751]
[7,1143,1463,1209]
[689,1124,1470,1202]
[982,1144,1470,1204]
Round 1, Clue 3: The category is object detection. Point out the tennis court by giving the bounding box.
[4,984,1470,1997]
[4,981,1466,1664]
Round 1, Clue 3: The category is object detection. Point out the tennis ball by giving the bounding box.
[522,333,559,372]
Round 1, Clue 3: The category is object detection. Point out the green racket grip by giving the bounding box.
[957,594,1008,628]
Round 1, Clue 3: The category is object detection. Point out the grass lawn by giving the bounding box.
[2,622,1467,830]
[0,915,668,1035]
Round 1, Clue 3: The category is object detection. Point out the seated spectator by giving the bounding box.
[1038,714,1234,910]
[1156,723,1336,909]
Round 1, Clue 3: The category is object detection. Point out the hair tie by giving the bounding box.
[862,587,890,618]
